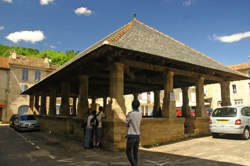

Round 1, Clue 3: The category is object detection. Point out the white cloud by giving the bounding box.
[40,0,54,5]
[6,30,45,43]
[0,26,4,31]
[183,0,192,7]
[74,7,92,16]
[50,45,56,49]
[3,0,12,3]
[213,31,250,43]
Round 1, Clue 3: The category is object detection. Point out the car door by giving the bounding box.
[245,107,250,127]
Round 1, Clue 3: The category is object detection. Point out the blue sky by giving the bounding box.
[0,0,249,66]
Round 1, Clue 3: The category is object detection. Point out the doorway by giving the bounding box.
[0,107,2,121]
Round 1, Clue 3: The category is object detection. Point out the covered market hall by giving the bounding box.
[23,18,247,151]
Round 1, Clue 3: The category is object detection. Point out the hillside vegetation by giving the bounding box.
[0,44,78,65]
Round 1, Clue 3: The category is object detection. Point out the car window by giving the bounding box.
[212,108,237,117]
[245,108,250,117]
[20,115,36,121]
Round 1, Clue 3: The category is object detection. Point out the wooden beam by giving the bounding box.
[122,59,224,82]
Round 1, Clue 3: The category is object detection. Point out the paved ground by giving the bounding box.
[0,124,249,166]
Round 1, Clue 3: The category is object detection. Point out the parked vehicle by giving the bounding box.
[209,106,250,140]
[14,114,40,131]
[9,114,18,128]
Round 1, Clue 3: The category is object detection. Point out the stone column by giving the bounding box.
[40,95,47,115]
[91,98,96,111]
[220,81,231,106]
[162,71,176,118]
[59,82,70,116]
[108,62,126,121]
[72,97,77,116]
[195,76,205,117]
[181,87,189,117]
[153,90,160,117]
[77,75,89,118]
[48,88,56,116]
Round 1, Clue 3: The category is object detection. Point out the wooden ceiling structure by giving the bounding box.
[23,19,248,98]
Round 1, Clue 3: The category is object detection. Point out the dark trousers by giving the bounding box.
[126,137,140,166]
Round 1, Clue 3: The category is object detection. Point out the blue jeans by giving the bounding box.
[126,137,140,166]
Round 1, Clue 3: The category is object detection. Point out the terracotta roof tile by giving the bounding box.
[0,56,9,69]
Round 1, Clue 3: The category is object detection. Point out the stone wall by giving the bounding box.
[5,66,52,122]
[36,116,210,151]
[194,117,210,135]
[140,118,185,146]
[36,116,83,141]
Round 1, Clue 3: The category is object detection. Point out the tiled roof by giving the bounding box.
[229,62,250,71]
[0,56,9,69]
[9,54,52,69]
[59,19,244,78]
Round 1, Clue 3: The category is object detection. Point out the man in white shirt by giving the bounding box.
[125,100,142,166]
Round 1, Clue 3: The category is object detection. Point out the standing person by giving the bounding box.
[96,106,106,149]
[84,110,96,149]
[125,100,142,166]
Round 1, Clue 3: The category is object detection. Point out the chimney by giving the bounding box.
[43,54,49,64]
[10,50,17,59]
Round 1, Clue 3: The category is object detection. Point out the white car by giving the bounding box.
[209,106,250,140]
[14,114,40,131]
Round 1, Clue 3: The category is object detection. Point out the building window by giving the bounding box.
[21,84,28,92]
[232,84,237,94]
[234,99,243,105]
[35,70,41,82]
[18,105,29,114]
[22,69,28,81]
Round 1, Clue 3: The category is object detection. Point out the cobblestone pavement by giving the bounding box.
[0,124,249,166]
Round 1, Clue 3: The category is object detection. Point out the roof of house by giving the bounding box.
[58,19,244,78]
[229,62,250,71]
[0,56,9,69]
[9,54,57,70]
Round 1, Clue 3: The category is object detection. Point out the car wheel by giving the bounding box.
[241,128,249,140]
[212,133,219,138]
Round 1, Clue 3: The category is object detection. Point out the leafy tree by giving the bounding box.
[0,44,78,66]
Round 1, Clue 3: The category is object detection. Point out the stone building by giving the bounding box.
[205,58,250,109]
[0,51,57,122]
[23,19,248,151]
[0,56,9,122]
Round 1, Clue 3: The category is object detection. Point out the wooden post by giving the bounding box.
[48,88,56,116]
[40,95,47,115]
[72,97,77,116]
[181,87,189,117]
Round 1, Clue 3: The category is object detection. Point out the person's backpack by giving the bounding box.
[90,114,99,128]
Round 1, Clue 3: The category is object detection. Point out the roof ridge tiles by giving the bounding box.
[107,19,137,44]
